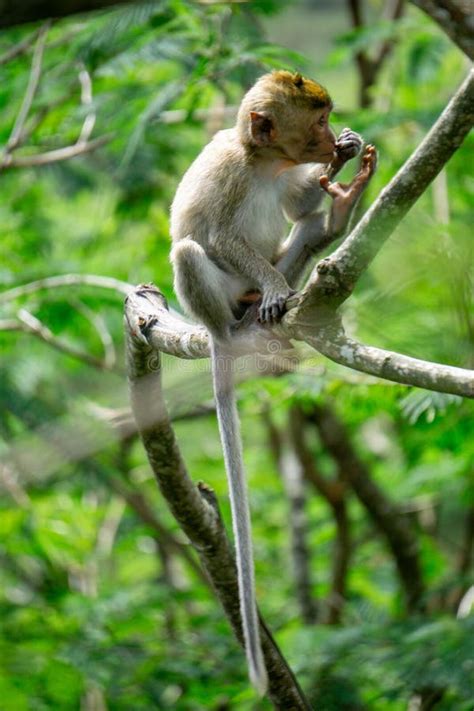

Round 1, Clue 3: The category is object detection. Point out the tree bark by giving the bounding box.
[410,0,474,60]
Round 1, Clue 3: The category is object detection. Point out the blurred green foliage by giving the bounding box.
[0,0,472,709]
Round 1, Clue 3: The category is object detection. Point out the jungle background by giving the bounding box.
[0,0,473,709]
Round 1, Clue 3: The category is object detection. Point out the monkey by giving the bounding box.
[170,70,376,694]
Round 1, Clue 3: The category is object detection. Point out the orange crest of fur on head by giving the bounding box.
[269,70,332,109]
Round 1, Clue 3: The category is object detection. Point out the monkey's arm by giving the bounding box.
[275,213,329,287]
[275,145,377,288]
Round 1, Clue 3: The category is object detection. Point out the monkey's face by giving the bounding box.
[300,107,336,164]
[248,106,336,165]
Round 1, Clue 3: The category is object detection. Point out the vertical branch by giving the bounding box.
[329,498,351,624]
[289,405,351,624]
[77,66,96,144]
[155,535,178,639]
[308,403,425,612]
[448,504,474,612]
[345,0,405,108]
[263,409,318,625]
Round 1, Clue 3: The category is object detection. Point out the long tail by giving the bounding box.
[211,338,268,696]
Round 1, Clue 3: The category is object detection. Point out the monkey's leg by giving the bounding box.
[321,144,377,236]
[171,238,240,340]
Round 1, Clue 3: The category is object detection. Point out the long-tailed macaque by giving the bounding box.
[170,71,376,694]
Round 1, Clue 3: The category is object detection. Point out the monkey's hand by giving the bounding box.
[258,275,295,324]
[330,128,363,175]
[320,144,377,236]
[335,127,363,162]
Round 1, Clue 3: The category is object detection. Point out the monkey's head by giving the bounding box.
[237,70,336,165]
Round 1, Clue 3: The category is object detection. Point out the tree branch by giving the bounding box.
[108,473,208,584]
[0,34,108,174]
[410,0,474,60]
[0,308,116,370]
[288,404,351,625]
[0,273,131,304]
[345,0,405,107]
[1,133,112,170]
[125,284,312,709]
[263,408,318,625]
[304,329,474,399]
[373,0,405,67]
[0,27,42,65]
[307,403,426,612]
[119,285,474,399]
[1,22,50,162]
[70,297,117,369]
[77,66,96,144]
[124,284,209,359]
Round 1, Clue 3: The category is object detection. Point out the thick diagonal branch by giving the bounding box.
[125,284,312,710]
[301,68,474,306]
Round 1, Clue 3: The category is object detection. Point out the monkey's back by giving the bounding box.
[170,130,248,245]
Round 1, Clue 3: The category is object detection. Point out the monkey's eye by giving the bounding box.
[318,116,327,126]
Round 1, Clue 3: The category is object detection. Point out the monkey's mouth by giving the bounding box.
[313,150,336,161]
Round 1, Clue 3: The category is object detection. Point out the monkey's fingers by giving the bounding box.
[338,127,357,140]
[352,145,377,185]
[258,290,294,324]
[361,145,377,172]
[259,300,282,324]
[336,139,361,150]
[320,175,346,198]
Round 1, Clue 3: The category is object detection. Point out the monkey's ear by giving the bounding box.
[249,111,276,146]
